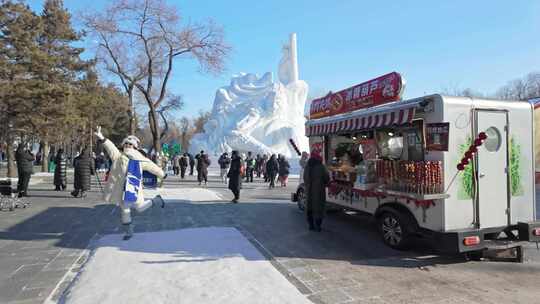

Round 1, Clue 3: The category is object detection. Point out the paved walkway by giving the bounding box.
[0,175,117,304]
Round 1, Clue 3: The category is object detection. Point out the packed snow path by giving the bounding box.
[62,192,311,304]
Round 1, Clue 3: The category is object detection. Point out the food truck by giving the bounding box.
[294,72,540,253]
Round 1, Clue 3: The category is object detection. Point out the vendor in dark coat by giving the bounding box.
[53,149,68,191]
[303,151,330,232]
[265,154,279,189]
[15,143,34,197]
[71,148,95,198]
[227,150,241,203]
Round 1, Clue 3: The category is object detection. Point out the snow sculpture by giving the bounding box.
[190,33,309,159]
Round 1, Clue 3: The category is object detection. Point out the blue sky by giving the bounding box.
[28,1,540,118]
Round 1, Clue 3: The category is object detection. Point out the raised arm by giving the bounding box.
[141,159,165,179]
[95,126,121,162]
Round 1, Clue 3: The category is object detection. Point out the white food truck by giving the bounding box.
[293,72,540,254]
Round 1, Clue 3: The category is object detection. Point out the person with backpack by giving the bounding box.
[218,152,231,184]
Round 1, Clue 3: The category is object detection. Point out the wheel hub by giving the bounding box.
[382,216,402,246]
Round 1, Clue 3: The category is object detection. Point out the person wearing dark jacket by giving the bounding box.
[71,148,95,198]
[53,149,68,191]
[227,151,241,203]
[278,155,291,187]
[179,153,189,179]
[218,152,231,184]
[188,153,195,175]
[265,154,279,189]
[15,144,34,197]
[245,151,255,183]
[303,151,330,232]
[196,152,211,185]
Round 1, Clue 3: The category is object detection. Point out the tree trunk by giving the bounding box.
[6,141,16,178]
[128,88,136,135]
[148,108,161,153]
[41,140,49,172]
[181,131,186,153]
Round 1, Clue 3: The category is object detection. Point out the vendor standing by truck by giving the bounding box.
[304,151,330,232]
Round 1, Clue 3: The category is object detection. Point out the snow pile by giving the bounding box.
[190,34,309,159]
[62,227,311,304]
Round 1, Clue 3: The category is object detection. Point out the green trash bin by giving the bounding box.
[49,161,56,173]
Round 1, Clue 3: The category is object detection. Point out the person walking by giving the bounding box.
[227,150,241,203]
[298,151,309,185]
[218,152,231,184]
[15,143,34,197]
[53,149,68,191]
[71,148,95,198]
[188,153,195,175]
[179,153,189,179]
[172,154,180,176]
[94,126,166,240]
[245,151,255,183]
[278,155,290,187]
[197,151,211,186]
[262,154,269,182]
[255,154,262,178]
[266,154,279,189]
[303,151,330,232]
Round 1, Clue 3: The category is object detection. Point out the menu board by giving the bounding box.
[426,123,450,151]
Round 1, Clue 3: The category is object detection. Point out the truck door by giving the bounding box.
[476,110,509,229]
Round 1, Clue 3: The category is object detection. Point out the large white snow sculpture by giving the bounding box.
[190,33,309,158]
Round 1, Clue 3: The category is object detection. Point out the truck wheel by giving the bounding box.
[296,188,306,211]
[378,211,412,250]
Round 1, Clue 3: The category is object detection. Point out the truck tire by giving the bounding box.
[378,210,413,250]
[296,188,306,211]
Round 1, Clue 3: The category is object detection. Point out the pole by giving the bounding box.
[95,171,103,193]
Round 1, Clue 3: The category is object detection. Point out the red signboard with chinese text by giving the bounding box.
[309,72,405,119]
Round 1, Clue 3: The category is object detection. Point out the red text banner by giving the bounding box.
[309,72,404,119]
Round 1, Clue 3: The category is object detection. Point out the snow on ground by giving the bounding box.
[33,172,54,177]
[144,187,224,202]
[62,227,311,304]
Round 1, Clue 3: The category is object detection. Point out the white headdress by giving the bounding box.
[122,135,141,149]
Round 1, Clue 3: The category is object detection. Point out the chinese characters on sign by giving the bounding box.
[426,123,450,151]
[309,72,405,119]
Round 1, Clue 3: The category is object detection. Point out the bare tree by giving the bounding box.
[193,110,211,134]
[496,72,540,100]
[82,0,230,152]
[439,85,485,99]
[179,116,192,152]
[156,93,183,141]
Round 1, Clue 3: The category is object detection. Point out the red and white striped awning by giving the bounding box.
[305,106,416,137]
